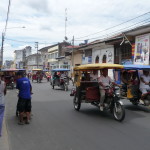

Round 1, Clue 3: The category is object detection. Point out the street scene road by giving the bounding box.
[4,79,150,150]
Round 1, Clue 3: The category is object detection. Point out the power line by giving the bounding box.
[4,38,60,45]
[75,11,150,40]
[74,17,150,42]
[3,0,11,35]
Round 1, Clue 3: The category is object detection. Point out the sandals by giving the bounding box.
[18,121,24,125]
[25,120,30,124]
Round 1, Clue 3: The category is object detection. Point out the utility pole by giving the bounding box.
[35,42,39,69]
[72,36,74,69]
[65,8,68,41]
[0,33,4,69]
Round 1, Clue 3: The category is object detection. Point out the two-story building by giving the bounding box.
[38,45,57,71]
[14,46,32,69]
[4,60,14,69]
[26,53,42,72]
[47,42,70,69]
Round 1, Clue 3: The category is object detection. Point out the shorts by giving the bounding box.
[140,87,150,95]
[17,98,31,113]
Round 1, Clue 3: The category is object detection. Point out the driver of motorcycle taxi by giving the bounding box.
[60,71,67,79]
[98,69,120,111]
[140,70,150,103]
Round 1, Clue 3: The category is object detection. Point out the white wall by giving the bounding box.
[92,45,114,78]
[92,45,114,64]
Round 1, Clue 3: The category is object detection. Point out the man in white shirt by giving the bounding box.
[60,71,67,79]
[139,70,150,104]
[98,69,119,111]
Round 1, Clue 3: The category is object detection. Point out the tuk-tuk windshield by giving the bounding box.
[51,68,70,72]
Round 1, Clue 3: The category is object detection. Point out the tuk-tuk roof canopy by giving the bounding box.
[123,64,150,70]
[1,69,26,72]
[74,63,124,71]
[51,68,70,72]
[32,69,42,71]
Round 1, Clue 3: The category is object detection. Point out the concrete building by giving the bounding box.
[4,60,14,69]
[38,45,57,71]
[26,53,42,72]
[14,46,32,69]
[48,45,59,69]
[47,42,70,70]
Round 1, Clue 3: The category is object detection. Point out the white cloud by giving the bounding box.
[1,0,150,61]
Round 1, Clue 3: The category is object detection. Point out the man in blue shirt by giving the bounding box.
[16,72,32,125]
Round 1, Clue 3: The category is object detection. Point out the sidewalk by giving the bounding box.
[0,119,10,150]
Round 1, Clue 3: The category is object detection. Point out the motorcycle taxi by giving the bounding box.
[119,64,150,106]
[51,68,70,91]
[31,69,43,83]
[71,63,125,121]
[1,69,26,89]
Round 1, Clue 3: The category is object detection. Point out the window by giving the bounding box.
[114,44,132,64]
[95,56,99,63]
[52,53,55,59]
[102,55,107,63]
[55,52,58,58]
[114,46,120,64]
[121,44,132,60]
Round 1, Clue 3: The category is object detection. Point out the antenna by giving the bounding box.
[65,8,67,40]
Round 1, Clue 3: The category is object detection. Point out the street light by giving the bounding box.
[0,26,25,68]
[4,26,25,30]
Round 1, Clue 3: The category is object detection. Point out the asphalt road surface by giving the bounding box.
[5,79,150,150]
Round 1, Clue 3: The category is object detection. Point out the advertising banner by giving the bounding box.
[134,34,150,65]
[132,43,135,59]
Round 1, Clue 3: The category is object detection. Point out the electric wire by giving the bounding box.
[74,17,150,42]
[75,11,150,40]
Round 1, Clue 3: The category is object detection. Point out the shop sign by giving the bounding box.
[132,44,135,59]
[108,52,113,63]
[121,59,133,65]
[134,34,150,65]
[82,56,92,64]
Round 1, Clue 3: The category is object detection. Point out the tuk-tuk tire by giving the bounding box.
[11,85,14,89]
[52,85,54,89]
[113,102,125,122]
[73,94,81,111]
[131,101,139,105]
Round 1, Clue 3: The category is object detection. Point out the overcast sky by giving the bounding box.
[0,0,150,61]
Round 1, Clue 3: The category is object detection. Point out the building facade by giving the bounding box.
[14,46,32,69]
[26,53,42,72]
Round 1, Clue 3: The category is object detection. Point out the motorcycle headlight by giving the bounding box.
[115,90,120,96]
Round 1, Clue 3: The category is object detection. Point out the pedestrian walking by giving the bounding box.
[0,76,7,137]
[16,71,32,125]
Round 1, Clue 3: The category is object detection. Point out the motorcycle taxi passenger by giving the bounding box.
[90,70,98,81]
[98,69,121,111]
[139,70,150,104]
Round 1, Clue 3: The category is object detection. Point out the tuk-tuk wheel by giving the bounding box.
[113,102,125,122]
[73,94,81,111]
[52,85,54,89]
[131,101,139,105]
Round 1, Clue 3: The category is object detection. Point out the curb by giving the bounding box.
[0,118,10,150]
